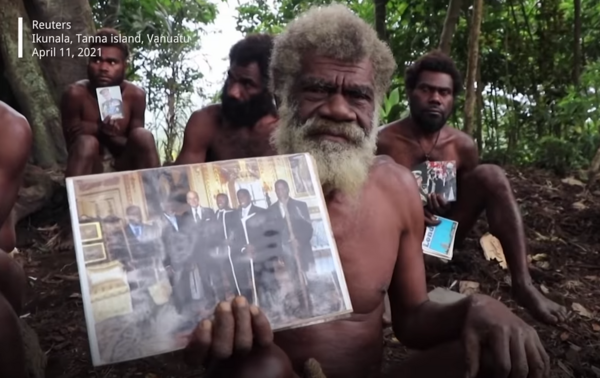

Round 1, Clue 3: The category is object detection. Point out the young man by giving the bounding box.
[174,34,278,164]
[61,28,160,177]
[183,5,550,378]
[377,50,567,325]
[0,102,31,253]
[0,102,45,378]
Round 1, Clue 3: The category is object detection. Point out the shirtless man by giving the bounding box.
[0,102,45,378]
[0,102,31,253]
[183,6,550,378]
[61,28,160,177]
[174,34,278,164]
[377,50,568,325]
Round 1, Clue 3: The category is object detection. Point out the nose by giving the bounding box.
[318,93,356,123]
[227,82,243,101]
[428,90,442,105]
[98,61,110,73]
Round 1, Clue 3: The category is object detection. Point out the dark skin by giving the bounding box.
[0,104,31,377]
[175,62,278,165]
[184,56,549,378]
[61,46,160,177]
[377,70,568,325]
[0,102,32,252]
[0,251,29,378]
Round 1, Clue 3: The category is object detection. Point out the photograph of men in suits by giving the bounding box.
[231,189,280,307]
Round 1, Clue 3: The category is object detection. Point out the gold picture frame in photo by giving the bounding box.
[82,242,108,264]
[79,222,103,243]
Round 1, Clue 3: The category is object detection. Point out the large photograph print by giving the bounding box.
[66,153,352,366]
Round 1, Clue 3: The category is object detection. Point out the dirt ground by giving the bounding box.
[15,167,600,378]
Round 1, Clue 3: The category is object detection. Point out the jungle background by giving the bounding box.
[0,0,599,376]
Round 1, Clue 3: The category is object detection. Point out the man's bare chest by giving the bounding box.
[209,128,276,161]
[390,139,462,170]
[328,204,398,314]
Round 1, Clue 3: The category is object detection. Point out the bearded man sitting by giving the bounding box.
[182,5,550,378]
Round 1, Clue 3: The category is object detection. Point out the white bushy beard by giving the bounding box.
[271,95,379,199]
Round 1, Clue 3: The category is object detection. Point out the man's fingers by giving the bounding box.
[211,301,235,359]
[533,332,551,378]
[508,332,528,378]
[522,334,546,378]
[463,330,481,378]
[184,319,212,367]
[250,305,273,347]
[232,296,253,353]
[424,210,440,226]
[489,328,511,378]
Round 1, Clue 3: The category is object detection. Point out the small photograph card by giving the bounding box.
[422,216,458,260]
[412,160,457,204]
[96,86,124,121]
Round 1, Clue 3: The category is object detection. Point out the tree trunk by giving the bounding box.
[102,0,121,27]
[462,0,483,136]
[374,0,388,41]
[0,0,66,168]
[475,64,484,153]
[25,0,96,104]
[587,147,600,190]
[573,0,581,86]
[438,0,463,54]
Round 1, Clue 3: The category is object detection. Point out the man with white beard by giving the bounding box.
[183,5,550,378]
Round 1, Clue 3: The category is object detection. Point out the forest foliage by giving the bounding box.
[1,0,598,175]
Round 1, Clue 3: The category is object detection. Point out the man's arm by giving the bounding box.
[386,161,472,350]
[0,110,32,231]
[60,85,90,147]
[456,132,479,175]
[105,87,146,149]
[174,106,217,165]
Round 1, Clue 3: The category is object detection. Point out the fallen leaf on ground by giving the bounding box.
[592,323,600,332]
[480,233,507,269]
[560,332,570,341]
[565,280,583,289]
[531,253,547,261]
[69,293,82,299]
[540,284,550,294]
[572,302,593,319]
[572,201,587,210]
[535,261,551,270]
[562,177,585,187]
[557,360,574,377]
[458,281,480,295]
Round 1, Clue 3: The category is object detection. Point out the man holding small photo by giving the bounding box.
[60,28,160,177]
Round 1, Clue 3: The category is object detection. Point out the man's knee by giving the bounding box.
[128,128,157,151]
[467,164,512,195]
[208,345,297,378]
[69,135,100,160]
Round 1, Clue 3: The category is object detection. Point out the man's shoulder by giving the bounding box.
[186,104,221,129]
[122,81,146,99]
[378,118,409,135]
[63,80,89,98]
[370,155,419,194]
[445,125,475,145]
[0,102,31,141]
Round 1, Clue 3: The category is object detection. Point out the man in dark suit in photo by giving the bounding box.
[123,205,163,269]
[186,190,215,224]
[160,192,205,314]
[269,179,314,273]
[231,189,280,308]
